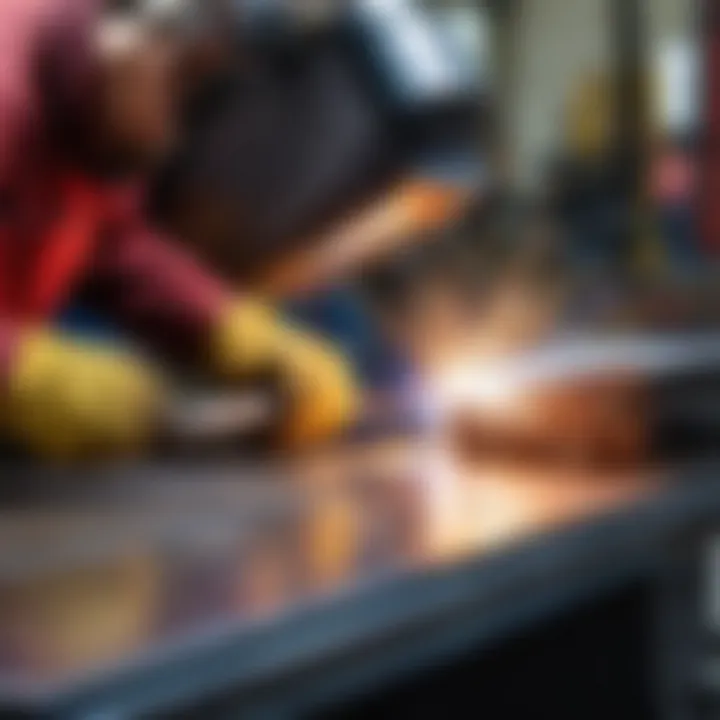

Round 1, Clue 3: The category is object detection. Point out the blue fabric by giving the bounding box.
[56,307,121,341]
[284,285,412,391]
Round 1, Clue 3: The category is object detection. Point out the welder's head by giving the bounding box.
[90,0,234,173]
[93,9,180,172]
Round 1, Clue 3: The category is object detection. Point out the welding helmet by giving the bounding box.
[142,0,485,142]
[149,0,486,277]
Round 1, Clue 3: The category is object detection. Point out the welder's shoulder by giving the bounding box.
[0,0,97,181]
[0,1,48,184]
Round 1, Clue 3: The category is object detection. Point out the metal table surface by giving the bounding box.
[0,442,716,718]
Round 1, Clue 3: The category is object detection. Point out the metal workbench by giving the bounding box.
[0,448,716,719]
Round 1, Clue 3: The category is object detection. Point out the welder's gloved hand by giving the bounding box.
[211,301,359,449]
[5,331,164,461]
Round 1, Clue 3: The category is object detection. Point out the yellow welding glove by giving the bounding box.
[210,301,359,449]
[4,331,164,461]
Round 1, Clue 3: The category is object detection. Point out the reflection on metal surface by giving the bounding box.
[435,335,720,468]
[0,441,657,695]
[0,554,158,679]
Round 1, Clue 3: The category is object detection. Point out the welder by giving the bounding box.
[150,0,484,397]
[0,0,358,461]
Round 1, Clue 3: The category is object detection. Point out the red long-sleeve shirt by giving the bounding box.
[0,0,231,374]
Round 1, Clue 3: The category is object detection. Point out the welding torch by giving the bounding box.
[443,334,720,469]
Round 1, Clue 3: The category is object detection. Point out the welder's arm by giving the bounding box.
[87,224,359,448]
[0,3,167,461]
[257,179,469,298]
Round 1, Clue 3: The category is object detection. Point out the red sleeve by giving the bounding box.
[0,0,99,189]
[0,1,42,189]
[85,221,231,363]
[0,218,231,386]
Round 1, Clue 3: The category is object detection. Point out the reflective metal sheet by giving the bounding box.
[0,440,657,699]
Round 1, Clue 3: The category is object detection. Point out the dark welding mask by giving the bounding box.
[149,0,487,275]
[144,0,485,171]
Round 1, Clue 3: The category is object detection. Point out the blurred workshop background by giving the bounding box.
[0,1,718,720]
